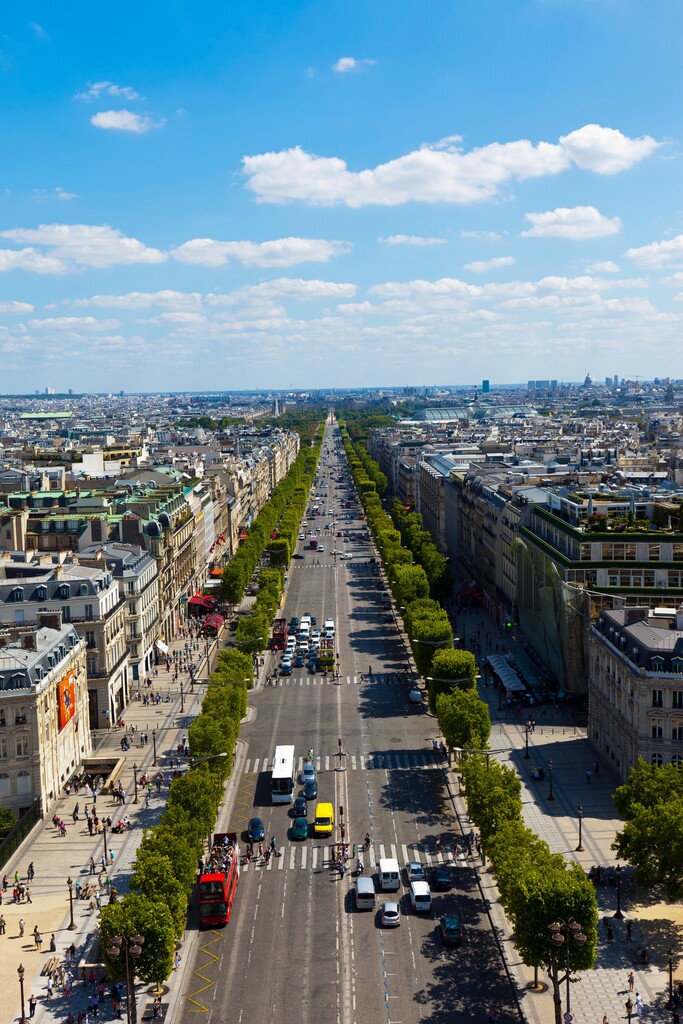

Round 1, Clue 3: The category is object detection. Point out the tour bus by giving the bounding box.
[271,744,295,805]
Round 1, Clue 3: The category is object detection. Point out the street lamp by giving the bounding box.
[107,933,144,1024]
[548,918,587,1017]
[576,804,584,852]
[188,752,229,769]
[547,758,555,801]
[180,682,184,713]
[524,722,531,759]
[152,729,157,767]
[67,875,77,930]
[133,764,139,805]
[103,821,109,865]
[17,964,28,1024]
[614,863,624,919]
[667,948,675,1009]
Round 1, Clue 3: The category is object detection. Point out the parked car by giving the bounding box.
[291,817,309,841]
[292,796,308,819]
[381,901,401,928]
[405,862,426,883]
[247,817,265,843]
[431,866,452,891]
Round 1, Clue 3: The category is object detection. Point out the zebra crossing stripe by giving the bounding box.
[301,847,307,870]
[312,846,318,870]
[289,846,296,871]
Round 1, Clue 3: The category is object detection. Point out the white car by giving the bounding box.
[301,763,316,785]
[311,629,321,642]
[340,553,352,561]
[318,545,325,553]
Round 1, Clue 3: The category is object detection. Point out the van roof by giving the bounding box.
[378,857,399,870]
[410,880,431,894]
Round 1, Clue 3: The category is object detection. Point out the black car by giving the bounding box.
[292,553,305,559]
[289,617,299,630]
[432,866,452,891]
[293,796,308,819]
[247,817,266,843]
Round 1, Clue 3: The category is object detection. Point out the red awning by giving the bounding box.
[189,595,214,608]
[203,613,224,630]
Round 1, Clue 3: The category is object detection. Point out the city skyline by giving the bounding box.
[1,0,681,392]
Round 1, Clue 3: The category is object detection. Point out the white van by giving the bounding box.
[324,618,335,633]
[300,616,312,630]
[410,880,432,913]
[355,876,377,910]
[379,858,400,892]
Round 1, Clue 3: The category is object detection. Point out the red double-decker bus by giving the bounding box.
[199,835,239,927]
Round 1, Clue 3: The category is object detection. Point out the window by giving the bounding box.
[672,720,683,742]
[84,631,95,649]
[84,604,94,620]
[14,706,27,725]
[0,709,5,726]
[33,586,47,601]
[15,735,29,757]
[651,659,665,674]
[79,584,88,596]
[651,752,664,766]
[0,773,10,798]
[9,587,23,603]
[673,690,683,709]
[16,770,32,796]
[58,585,70,599]
[652,689,664,707]
[0,737,7,758]
[651,718,664,740]
[672,755,683,768]
[62,607,71,622]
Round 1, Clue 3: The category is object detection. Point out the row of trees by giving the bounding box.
[99,425,325,1000]
[461,755,598,1024]
[340,413,598,1021]
[220,426,323,608]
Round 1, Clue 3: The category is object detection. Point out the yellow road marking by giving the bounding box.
[186,932,222,1013]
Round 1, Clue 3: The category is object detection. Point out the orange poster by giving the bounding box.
[58,671,76,730]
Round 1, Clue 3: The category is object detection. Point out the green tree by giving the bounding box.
[427,648,478,713]
[100,893,175,1009]
[436,688,491,752]
[460,756,522,846]
[0,807,17,832]
[612,758,683,898]
[410,618,454,678]
[167,770,222,839]
[235,613,269,655]
[221,561,246,604]
[130,850,187,938]
[139,821,200,890]
[392,564,430,606]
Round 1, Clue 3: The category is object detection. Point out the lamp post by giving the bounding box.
[524,722,531,759]
[180,682,184,713]
[576,804,584,852]
[667,948,674,1009]
[548,918,587,1019]
[67,875,77,930]
[188,752,228,770]
[107,933,145,1024]
[133,763,139,805]
[614,863,624,919]
[17,964,28,1024]
[103,821,109,865]
[547,758,555,801]
[152,729,157,767]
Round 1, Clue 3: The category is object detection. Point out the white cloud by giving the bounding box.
[521,206,621,239]
[332,57,377,73]
[171,237,351,268]
[28,316,120,330]
[32,186,79,203]
[242,125,660,207]
[0,224,167,270]
[460,229,503,240]
[73,290,203,310]
[224,279,357,302]
[662,272,683,287]
[378,235,447,246]
[626,234,683,268]
[76,81,141,102]
[464,256,516,272]
[28,22,48,39]
[91,110,162,133]
[587,260,621,273]
[0,300,33,314]
[146,312,207,326]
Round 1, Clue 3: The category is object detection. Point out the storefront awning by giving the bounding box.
[156,639,169,655]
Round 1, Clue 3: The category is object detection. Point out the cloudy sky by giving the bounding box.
[1,1,681,392]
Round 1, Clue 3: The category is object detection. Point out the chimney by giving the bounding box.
[22,633,37,651]
[38,611,62,630]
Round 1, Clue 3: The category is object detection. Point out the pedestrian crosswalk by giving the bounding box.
[238,841,467,873]
[242,752,443,775]
[271,673,408,687]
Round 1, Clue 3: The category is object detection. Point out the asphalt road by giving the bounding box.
[177,419,519,1024]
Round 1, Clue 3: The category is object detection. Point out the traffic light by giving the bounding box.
[339,805,344,818]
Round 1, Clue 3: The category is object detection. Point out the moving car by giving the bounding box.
[405,862,426,883]
[301,762,316,785]
[294,653,305,667]
[303,778,317,800]
[439,915,463,946]
[381,901,401,928]
[280,659,292,676]
[291,817,309,841]
[432,866,452,891]
[293,796,308,819]
[247,817,265,843]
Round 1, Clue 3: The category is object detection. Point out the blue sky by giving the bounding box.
[0,0,681,392]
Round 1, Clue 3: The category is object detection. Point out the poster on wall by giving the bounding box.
[57,671,76,730]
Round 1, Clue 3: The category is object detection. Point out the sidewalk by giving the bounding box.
[2,626,225,1024]
[449,602,679,1024]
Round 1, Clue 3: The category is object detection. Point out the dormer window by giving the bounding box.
[78,584,88,596]
[57,584,70,599]
[33,586,47,601]
[9,587,24,603]
[651,658,665,674]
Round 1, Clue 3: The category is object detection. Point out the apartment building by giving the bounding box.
[0,554,128,730]
[588,606,683,780]
[0,619,88,817]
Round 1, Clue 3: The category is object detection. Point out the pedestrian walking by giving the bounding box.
[628,971,635,992]
[25,887,32,904]
[89,856,96,875]
[46,976,53,999]
[602,1016,609,1024]
[28,995,36,1018]
[606,922,613,942]
[19,916,25,937]
[626,920,633,941]
[49,933,56,952]
[586,769,592,784]
[33,926,43,950]
[27,862,35,882]
[636,993,642,1018]
[0,914,5,934]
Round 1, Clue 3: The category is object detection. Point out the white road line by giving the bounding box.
[277,850,285,869]
[378,844,386,860]
[312,846,318,869]
[243,758,251,774]
[289,846,296,870]
[401,844,410,864]
[301,846,307,870]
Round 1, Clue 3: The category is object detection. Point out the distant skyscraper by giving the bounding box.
[482,379,490,393]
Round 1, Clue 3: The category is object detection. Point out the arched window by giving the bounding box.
[0,772,10,797]
[651,752,664,767]
[16,770,32,796]
[672,755,683,768]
